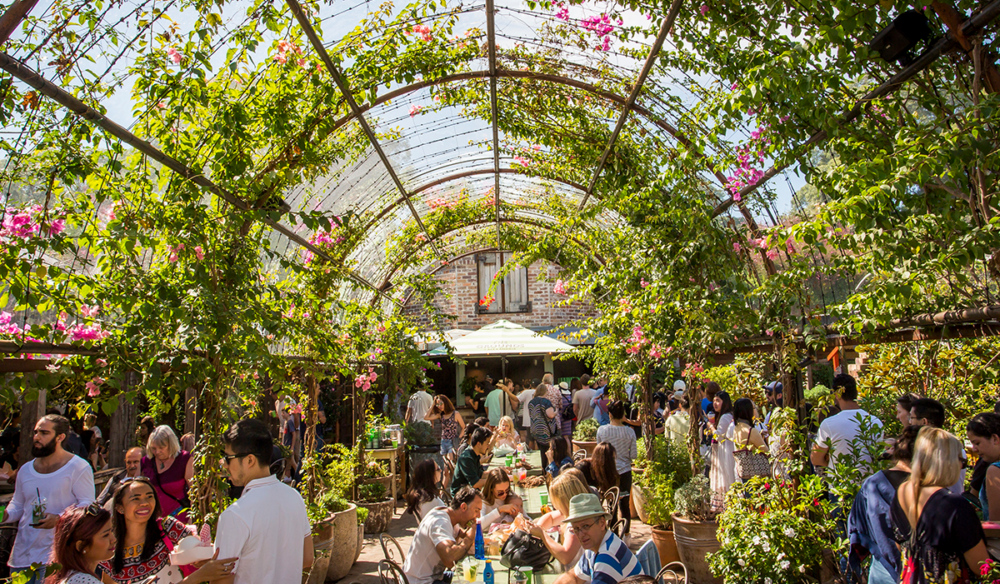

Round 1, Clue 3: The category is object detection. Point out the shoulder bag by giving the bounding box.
[733,425,771,481]
[500,529,551,571]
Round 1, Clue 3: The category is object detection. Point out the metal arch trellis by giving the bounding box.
[0,50,401,306]
[283,0,446,260]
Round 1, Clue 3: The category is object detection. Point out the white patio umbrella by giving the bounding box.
[425,319,575,357]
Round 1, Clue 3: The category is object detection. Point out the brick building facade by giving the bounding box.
[401,254,596,330]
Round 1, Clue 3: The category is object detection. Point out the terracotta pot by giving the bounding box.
[650,526,681,568]
[572,440,597,456]
[357,498,394,534]
[631,482,650,523]
[672,514,722,584]
[325,504,359,582]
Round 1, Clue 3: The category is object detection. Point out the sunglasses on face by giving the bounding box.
[221,452,249,464]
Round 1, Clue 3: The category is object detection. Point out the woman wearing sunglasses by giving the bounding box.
[46,503,115,584]
[100,477,236,583]
[480,468,523,531]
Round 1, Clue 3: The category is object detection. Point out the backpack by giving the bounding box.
[561,398,575,422]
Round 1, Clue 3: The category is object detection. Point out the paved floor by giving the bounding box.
[342,505,652,583]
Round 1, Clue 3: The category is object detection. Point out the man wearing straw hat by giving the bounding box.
[554,493,641,584]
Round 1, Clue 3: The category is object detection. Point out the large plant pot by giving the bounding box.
[572,440,597,456]
[325,504,359,582]
[672,514,722,584]
[631,481,650,523]
[357,498,395,534]
[650,526,681,567]
[355,524,364,563]
[361,475,393,491]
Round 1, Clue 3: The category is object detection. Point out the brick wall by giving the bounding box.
[401,256,596,330]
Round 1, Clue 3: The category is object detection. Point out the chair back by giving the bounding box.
[573,449,587,462]
[379,559,410,584]
[380,533,405,564]
[655,561,688,584]
[635,539,661,578]
[601,486,620,515]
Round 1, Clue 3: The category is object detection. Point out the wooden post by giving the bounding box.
[184,386,198,437]
[109,372,140,466]
[18,387,45,463]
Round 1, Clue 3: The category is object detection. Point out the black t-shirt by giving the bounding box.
[890,488,985,584]
[469,388,487,416]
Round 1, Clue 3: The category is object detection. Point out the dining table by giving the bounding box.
[489,449,544,477]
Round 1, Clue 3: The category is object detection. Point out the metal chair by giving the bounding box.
[655,561,688,584]
[379,559,410,584]
[601,486,620,516]
[380,533,405,564]
[609,517,626,538]
[573,449,587,462]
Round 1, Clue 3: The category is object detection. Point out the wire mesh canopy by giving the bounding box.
[1,0,997,355]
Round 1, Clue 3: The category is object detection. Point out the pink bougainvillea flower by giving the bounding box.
[766,329,774,336]
[167,47,183,64]
[640,278,649,288]
[80,305,100,318]
[479,295,495,307]
[194,246,204,260]
[46,219,65,236]
[86,381,100,397]
[700,4,709,15]
[553,279,568,295]
[0,311,11,325]
[96,358,108,367]
[157,102,166,110]
[296,59,306,67]
[733,242,742,253]
[766,248,779,260]
[409,105,423,117]
[513,155,529,166]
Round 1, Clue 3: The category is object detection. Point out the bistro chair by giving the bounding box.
[609,518,626,538]
[655,561,689,584]
[573,449,587,462]
[379,559,410,584]
[380,533,405,564]
[601,486,620,517]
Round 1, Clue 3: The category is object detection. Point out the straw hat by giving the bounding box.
[561,493,609,523]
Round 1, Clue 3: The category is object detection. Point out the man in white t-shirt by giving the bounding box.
[407,388,435,425]
[3,414,95,584]
[215,419,313,584]
[811,374,883,469]
[515,386,536,444]
[403,486,483,584]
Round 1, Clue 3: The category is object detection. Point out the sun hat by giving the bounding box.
[562,493,609,523]
[559,381,569,390]
[672,379,686,391]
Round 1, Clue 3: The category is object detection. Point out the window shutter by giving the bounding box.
[502,252,529,312]
[477,254,500,313]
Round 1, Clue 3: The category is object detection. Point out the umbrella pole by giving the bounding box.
[501,356,507,379]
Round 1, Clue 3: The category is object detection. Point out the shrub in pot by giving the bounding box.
[672,476,722,584]
[635,436,691,565]
[572,419,600,455]
[356,482,394,534]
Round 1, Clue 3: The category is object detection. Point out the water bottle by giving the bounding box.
[474,518,485,560]
[483,560,494,584]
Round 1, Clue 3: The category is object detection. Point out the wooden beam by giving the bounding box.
[0,0,39,45]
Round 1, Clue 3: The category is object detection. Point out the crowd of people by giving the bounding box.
[2,414,312,584]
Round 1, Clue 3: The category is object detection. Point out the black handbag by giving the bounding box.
[500,529,552,571]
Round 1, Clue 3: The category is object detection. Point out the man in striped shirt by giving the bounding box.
[555,493,641,584]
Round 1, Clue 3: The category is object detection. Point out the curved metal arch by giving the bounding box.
[378,216,606,301]
[363,168,590,229]
[262,69,729,202]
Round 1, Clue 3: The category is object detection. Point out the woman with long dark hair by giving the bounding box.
[591,442,620,494]
[101,477,235,583]
[404,460,444,521]
[708,390,735,500]
[46,504,116,584]
[545,437,572,478]
[424,395,465,459]
[967,412,1000,519]
[731,398,766,456]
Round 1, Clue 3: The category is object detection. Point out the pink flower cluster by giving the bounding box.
[554,3,569,20]
[166,47,183,64]
[304,225,345,264]
[85,376,105,397]
[428,197,459,211]
[1,205,66,242]
[683,362,705,378]
[479,295,495,307]
[273,40,303,65]
[68,323,110,342]
[623,324,668,360]
[513,155,529,166]
[409,105,424,117]
[581,14,615,51]
[354,368,378,391]
[553,279,568,295]
[168,243,185,263]
[408,24,433,42]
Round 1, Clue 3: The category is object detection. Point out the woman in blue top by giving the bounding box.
[966,412,1000,519]
[545,438,572,478]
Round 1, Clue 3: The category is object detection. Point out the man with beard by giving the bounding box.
[2,414,95,583]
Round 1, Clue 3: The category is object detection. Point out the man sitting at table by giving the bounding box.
[403,486,483,584]
[451,426,493,495]
[554,493,641,584]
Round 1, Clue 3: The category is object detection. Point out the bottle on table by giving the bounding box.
[483,560,494,584]
[474,518,485,560]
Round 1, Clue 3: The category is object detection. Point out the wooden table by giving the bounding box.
[512,484,550,517]
[489,450,544,476]
[368,446,403,503]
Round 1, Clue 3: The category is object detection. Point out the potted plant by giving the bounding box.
[572,418,600,455]
[404,420,442,480]
[302,444,361,582]
[672,476,722,584]
[635,436,691,565]
[355,507,369,563]
[355,482,394,534]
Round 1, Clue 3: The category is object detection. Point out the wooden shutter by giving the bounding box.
[477,254,501,313]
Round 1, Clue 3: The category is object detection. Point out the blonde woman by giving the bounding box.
[140,425,194,520]
[527,473,588,567]
[479,468,522,531]
[890,427,988,584]
[493,416,521,451]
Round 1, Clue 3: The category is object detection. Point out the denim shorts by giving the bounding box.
[441,440,455,455]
